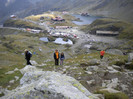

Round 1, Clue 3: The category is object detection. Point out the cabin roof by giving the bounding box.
[96,30,119,35]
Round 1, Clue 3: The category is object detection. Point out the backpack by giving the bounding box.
[28,51,32,57]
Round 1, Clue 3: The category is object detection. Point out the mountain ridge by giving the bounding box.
[0,0,133,23]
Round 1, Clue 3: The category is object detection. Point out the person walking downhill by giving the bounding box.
[100,50,105,59]
[25,49,32,65]
[54,50,59,65]
[60,52,65,66]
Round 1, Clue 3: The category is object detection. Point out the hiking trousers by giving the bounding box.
[55,59,59,65]
[100,55,104,59]
[26,59,32,65]
[60,59,64,65]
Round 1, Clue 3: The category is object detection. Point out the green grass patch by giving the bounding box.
[125,61,133,70]
[0,93,4,97]
[3,19,42,30]
[82,18,133,40]
[0,29,62,89]
[0,70,23,90]
[48,36,56,42]
[131,80,133,86]
[96,90,129,99]
[106,54,127,66]
[80,62,100,67]
[114,61,126,66]
[0,52,25,90]
[91,18,119,27]
[64,52,128,69]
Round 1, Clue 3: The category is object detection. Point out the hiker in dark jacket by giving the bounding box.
[60,52,65,65]
[54,50,59,65]
[25,49,32,65]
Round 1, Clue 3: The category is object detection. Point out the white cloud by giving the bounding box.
[5,0,16,6]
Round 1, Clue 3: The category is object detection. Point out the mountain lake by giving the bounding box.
[72,14,103,25]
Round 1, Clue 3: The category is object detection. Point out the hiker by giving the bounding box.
[60,52,65,65]
[54,50,59,65]
[25,49,32,65]
[100,50,105,59]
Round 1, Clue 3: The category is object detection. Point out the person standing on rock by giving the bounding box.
[25,49,32,65]
[100,50,105,59]
[54,50,59,65]
[60,52,65,66]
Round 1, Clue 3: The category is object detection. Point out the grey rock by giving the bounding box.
[7,86,11,88]
[5,71,14,74]
[121,84,128,91]
[87,80,95,85]
[2,66,99,99]
[15,76,19,81]
[0,86,10,96]
[9,80,15,84]
[102,78,119,89]
[106,49,123,55]
[128,53,133,62]
[85,71,93,75]
[100,88,120,93]
[107,66,119,73]
[88,56,93,58]
[89,59,100,65]
[84,44,92,49]
[14,68,19,71]
[112,65,121,71]
[5,68,19,74]
[87,66,99,72]
[109,70,119,74]
[90,43,107,51]
[30,60,38,65]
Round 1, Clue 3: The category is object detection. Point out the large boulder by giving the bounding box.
[89,43,108,51]
[102,78,119,89]
[128,53,133,62]
[2,65,99,99]
[106,49,123,55]
[89,59,100,66]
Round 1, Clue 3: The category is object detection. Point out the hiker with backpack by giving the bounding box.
[25,49,32,65]
[54,50,59,65]
[60,52,65,66]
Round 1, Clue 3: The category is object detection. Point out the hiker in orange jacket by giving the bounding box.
[100,50,105,59]
[54,50,59,65]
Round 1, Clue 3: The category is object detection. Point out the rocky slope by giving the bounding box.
[1,11,133,98]
[1,65,100,99]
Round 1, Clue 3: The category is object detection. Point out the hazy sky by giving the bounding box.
[5,0,16,6]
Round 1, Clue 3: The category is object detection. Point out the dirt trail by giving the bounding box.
[70,30,88,53]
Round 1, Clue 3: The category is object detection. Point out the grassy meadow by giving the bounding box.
[0,28,66,90]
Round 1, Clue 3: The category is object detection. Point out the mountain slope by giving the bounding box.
[0,0,31,23]
[89,0,133,22]
[0,0,133,23]
[70,0,133,22]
